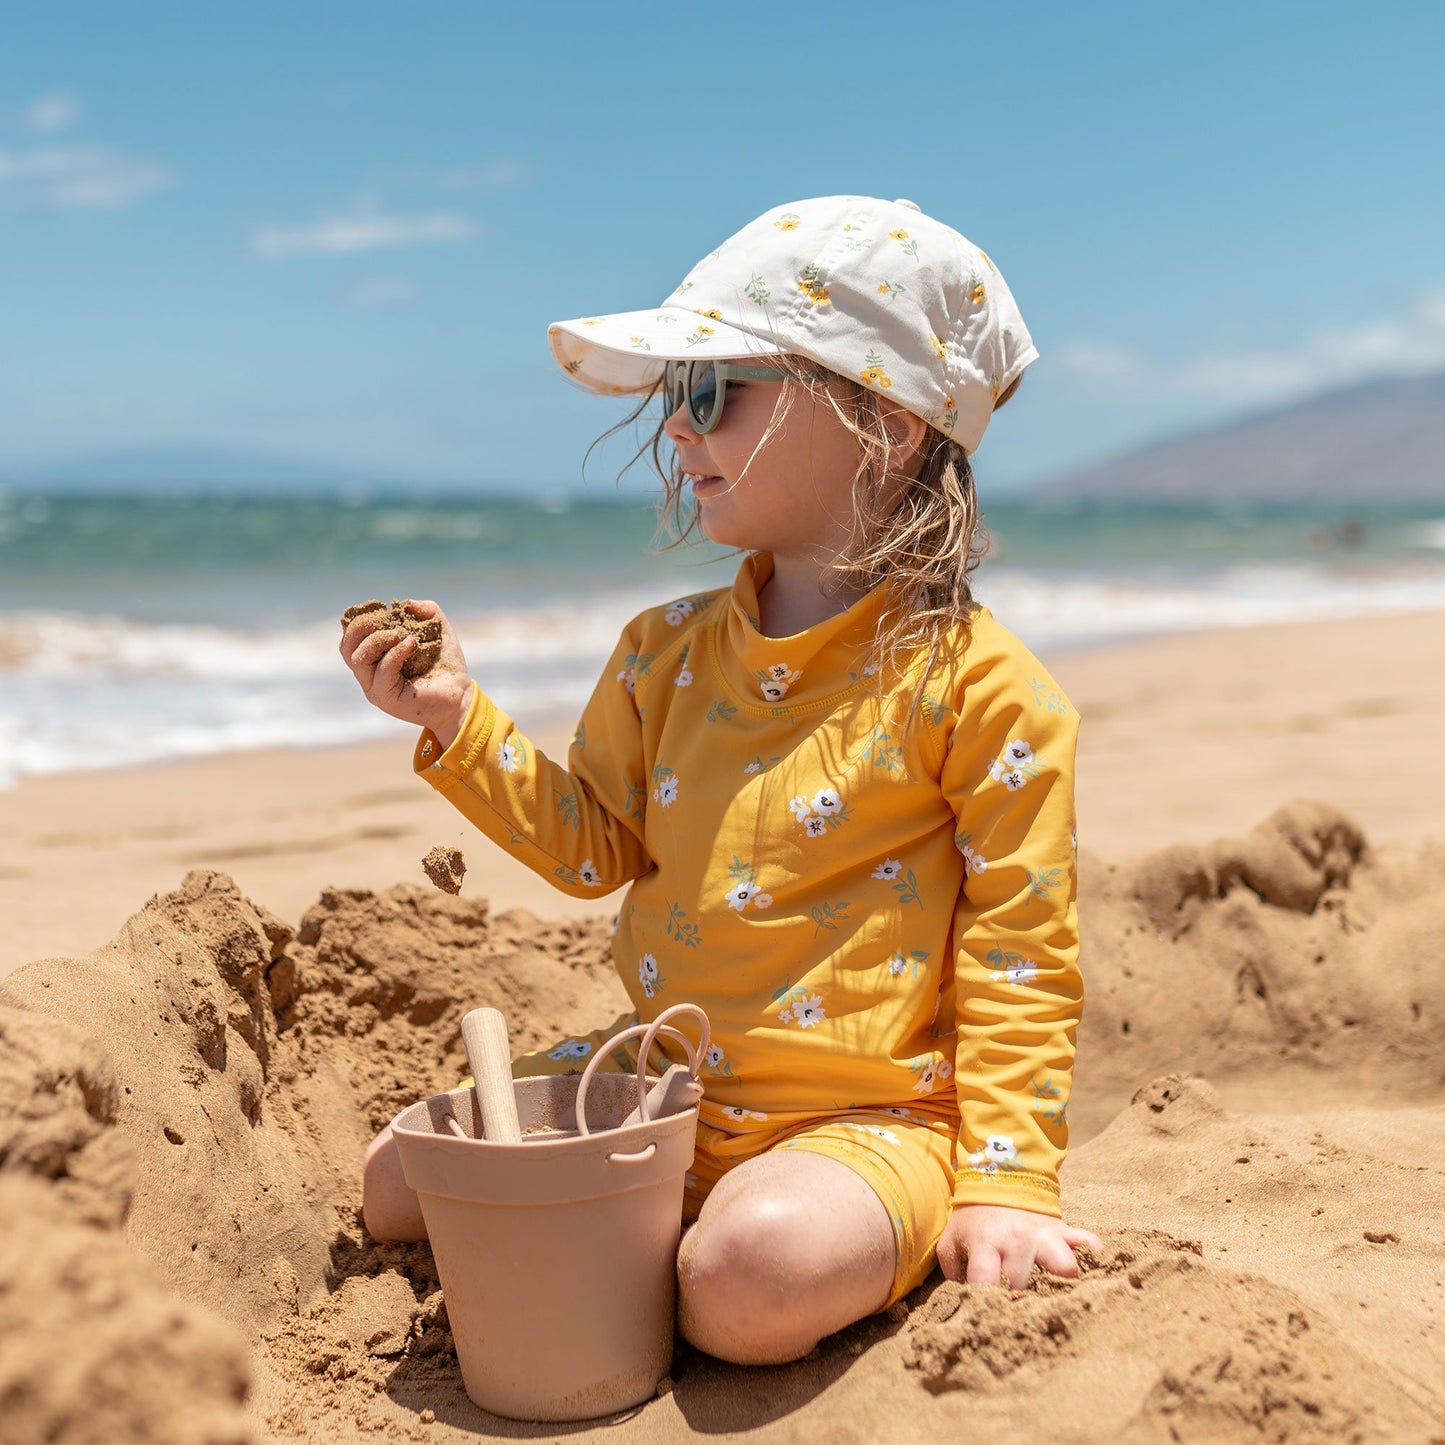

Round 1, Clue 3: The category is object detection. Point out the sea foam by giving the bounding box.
[5,562,1445,786]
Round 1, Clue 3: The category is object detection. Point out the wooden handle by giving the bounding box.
[460,1007,522,1144]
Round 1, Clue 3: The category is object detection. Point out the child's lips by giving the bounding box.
[690,474,725,494]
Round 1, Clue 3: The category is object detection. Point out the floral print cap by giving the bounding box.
[548,195,1038,454]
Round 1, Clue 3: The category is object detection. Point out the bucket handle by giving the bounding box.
[573,1002,711,1139]
[606,1142,658,1166]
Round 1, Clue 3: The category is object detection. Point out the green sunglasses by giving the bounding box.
[662,358,830,435]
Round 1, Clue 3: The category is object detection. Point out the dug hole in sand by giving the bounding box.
[0,799,1442,1443]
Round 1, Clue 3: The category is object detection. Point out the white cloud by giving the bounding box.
[1047,341,1143,384]
[26,92,82,133]
[0,144,175,209]
[252,210,478,258]
[424,159,528,191]
[350,276,419,307]
[1051,286,1445,408]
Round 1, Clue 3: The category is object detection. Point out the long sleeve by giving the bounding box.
[412,623,655,898]
[937,624,1082,1215]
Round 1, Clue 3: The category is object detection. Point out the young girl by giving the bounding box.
[343,195,1101,1367]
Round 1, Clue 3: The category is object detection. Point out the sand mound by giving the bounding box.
[1,870,622,1442]
[1,802,1443,1442]
[0,1009,254,1445]
[1072,798,1444,1132]
[288,880,621,1137]
[0,1006,130,1227]
[3,873,334,1343]
[903,1228,1435,1441]
[1064,1074,1445,1420]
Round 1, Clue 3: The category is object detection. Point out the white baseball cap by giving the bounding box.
[548,194,1038,454]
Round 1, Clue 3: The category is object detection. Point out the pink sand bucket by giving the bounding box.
[390,1004,710,1422]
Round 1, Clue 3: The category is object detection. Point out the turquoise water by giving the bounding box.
[3,488,1443,785]
[4,491,1440,621]
[0,492,709,623]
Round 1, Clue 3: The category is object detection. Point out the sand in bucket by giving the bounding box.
[391,1004,708,1422]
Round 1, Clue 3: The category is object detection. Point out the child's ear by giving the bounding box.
[879,403,929,477]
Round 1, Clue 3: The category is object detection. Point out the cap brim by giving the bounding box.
[548,305,787,396]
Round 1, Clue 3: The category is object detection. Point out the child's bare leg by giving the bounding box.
[362,1126,428,1242]
[677,1150,894,1365]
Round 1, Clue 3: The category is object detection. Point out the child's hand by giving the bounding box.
[340,598,474,748]
[936,1204,1102,1290]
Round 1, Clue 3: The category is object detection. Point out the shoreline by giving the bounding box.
[3,606,1443,978]
[8,548,1445,791]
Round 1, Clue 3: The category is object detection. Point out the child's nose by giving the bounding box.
[662,402,702,445]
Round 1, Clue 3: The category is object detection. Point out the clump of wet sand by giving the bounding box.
[421,846,465,895]
[340,600,442,679]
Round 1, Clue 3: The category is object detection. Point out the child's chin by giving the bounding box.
[696,513,747,549]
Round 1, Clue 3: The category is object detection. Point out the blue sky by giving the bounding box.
[2,1,1442,494]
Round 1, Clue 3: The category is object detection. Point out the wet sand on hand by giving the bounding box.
[1,608,1443,1442]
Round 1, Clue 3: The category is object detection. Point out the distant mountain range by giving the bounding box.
[1026,369,1445,505]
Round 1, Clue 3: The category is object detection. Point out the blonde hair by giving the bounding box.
[591,359,1022,724]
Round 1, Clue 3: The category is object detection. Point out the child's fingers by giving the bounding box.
[962,1239,1004,1287]
[340,613,393,660]
[401,598,440,619]
[999,1243,1037,1291]
[348,627,407,678]
[1034,1235,1083,1279]
[1063,1226,1104,1254]
[935,1234,959,1281]
[372,634,416,697]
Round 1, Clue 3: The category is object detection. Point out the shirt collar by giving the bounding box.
[720,552,890,708]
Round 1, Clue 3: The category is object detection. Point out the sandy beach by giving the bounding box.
[2,608,1443,1442]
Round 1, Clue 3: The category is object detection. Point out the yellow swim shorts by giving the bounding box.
[497,1014,957,1306]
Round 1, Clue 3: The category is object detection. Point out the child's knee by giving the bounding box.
[362,1126,427,1243]
[680,1193,794,1297]
[676,1153,896,1364]
[676,1193,831,1364]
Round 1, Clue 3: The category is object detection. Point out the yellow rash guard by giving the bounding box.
[415,553,1082,1217]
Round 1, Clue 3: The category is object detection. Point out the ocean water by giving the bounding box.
[4,487,1444,788]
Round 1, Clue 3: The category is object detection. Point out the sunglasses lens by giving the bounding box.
[689,362,720,429]
[663,363,684,415]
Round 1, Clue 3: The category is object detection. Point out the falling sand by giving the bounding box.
[421,847,466,896]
